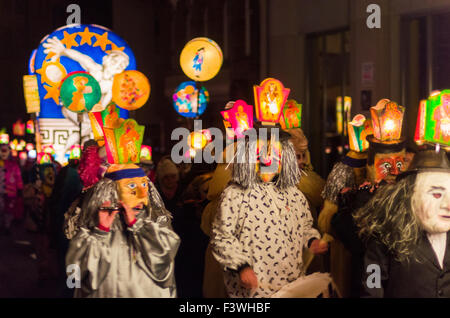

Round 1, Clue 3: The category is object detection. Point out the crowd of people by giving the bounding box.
[1,101,450,298]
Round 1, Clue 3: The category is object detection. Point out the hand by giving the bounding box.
[119,200,138,226]
[98,201,119,229]
[309,239,329,255]
[239,266,258,289]
[43,36,66,61]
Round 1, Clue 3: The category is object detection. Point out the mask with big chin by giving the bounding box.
[412,172,450,234]
[256,139,282,183]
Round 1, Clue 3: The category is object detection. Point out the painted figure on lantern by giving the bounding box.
[433,93,450,143]
[43,37,129,111]
[69,76,92,112]
[118,121,140,164]
[192,47,205,78]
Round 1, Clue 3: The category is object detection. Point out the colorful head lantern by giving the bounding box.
[103,118,144,165]
[13,120,25,136]
[348,114,373,153]
[70,145,81,160]
[220,100,254,139]
[140,145,152,164]
[415,90,450,147]
[279,99,302,130]
[253,78,290,125]
[0,129,9,145]
[367,99,406,184]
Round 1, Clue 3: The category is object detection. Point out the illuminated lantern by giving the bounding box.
[28,149,37,159]
[348,114,373,152]
[103,119,144,164]
[26,143,34,151]
[13,120,25,136]
[140,145,152,163]
[43,144,56,156]
[253,78,290,125]
[172,81,209,118]
[60,72,102,113]
[279,99,302,129]
[0,129,9,144]
[188,131,208,150]
[37,152,53,164]
[112,70,150,110]
[11,150,18,157]
[70,145,81,160]
[23,75,40,113]
[10,139,18,151]
[370,99,405,142]
[415,90,450,147]
[179,37,223,82]
[19,151,27,161]
[336,96,352,135]
[220,100,254,139]
[16,140,26,151]
[26,120,35,134]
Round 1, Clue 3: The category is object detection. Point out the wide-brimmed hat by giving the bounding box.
[397,149,450,180]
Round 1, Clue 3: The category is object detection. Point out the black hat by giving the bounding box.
[252,122,291,141]
[397,149,450,180]
[367,134,406,165]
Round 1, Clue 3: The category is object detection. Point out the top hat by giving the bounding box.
[397,149,450,180]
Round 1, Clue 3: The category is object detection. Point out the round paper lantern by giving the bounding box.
[112,70,150,110]
[172,81,209,118]
[60,72,101,113]
[179,37,223,82]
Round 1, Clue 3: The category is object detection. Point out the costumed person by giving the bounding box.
[211,80,329,298]
[331,99,407,297]
[317,113,372,297]
[139,145,156,183]
[23,153,57,283]
[355,149,450,297]
[0,143,24,234]
[155,156,183,213]
[65,119,180,297]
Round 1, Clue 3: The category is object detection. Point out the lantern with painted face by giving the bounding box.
[104,163,149,210]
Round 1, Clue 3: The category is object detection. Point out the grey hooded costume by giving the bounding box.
[65,178,180,298]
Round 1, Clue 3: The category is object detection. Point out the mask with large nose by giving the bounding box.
[105,163,149,210]
[255,138,282,183]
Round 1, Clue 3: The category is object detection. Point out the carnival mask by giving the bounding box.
[0,145,10,161]
[413,172,450,234]
[43,166,55,187]
[106,164,149,210]
[371,150,405,184]
[255,138,282,183]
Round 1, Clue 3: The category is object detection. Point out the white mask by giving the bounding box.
[412,172,450,234]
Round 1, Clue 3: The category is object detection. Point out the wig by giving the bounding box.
[72,177,171,235]
[231,137,300,189]
[354,174,422,262]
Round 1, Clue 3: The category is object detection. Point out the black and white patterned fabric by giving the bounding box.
[211,182,320,298]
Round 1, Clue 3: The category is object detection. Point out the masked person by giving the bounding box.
[211,122,328,298]
[330,100,407,297]
[65,119,180,298]
[0,143,23,234]
[355,149,450,297]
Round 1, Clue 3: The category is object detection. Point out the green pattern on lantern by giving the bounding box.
[60,72,101,113]
[424,90,450,147]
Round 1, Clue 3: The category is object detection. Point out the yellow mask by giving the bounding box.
[106,164,149,209]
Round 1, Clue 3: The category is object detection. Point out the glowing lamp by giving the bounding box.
[112,70,150,111]
[23,75,40,113]
[16,140,26,151]
[140,145,152,162]
[10,139,18,150]
[60,71,102,113]
[253,78,290,125]
[103,119,144,164]
[37,152,52,164]
[26,120,35,134]
[43,144,56,156]
[28,149,37,159]
[70,145,81,160]
[188,131,208,150]
[26,143,34,151]
[370,99,404,142]
[220,100,253,139]
[415,90,450,147]
[0,131,9,144]
[279,99,302,129]
[179,37,223,82]
[172,81,209,118]
[348,114,373,152]
[19,151,27,161]
[336,96,352,135]
[13,120,25,136]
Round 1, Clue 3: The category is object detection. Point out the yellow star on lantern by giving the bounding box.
[43,84,60,104]
[106,42,125,54]
[78,27,94,46]
[93,32,110,51]
[60,31,79,50]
